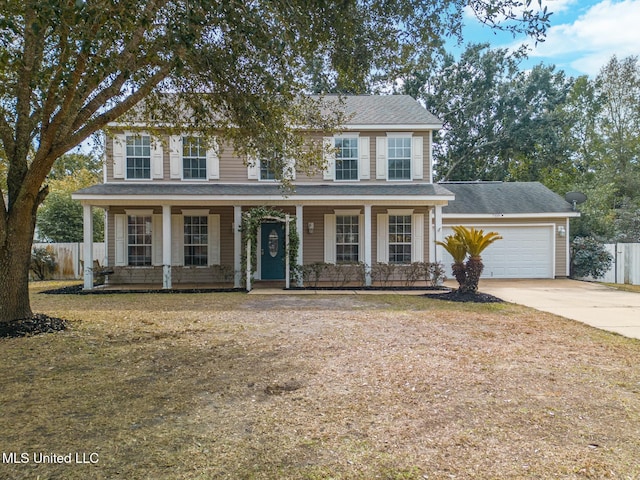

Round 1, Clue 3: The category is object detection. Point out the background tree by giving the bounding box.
[403,43,573,182]
[37,153,104,242]
[0,0,551,323]
[560,56,640,241]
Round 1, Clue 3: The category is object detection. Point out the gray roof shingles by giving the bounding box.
[75,182,454,198]
[441,182,575,214]
[332,95,442,126]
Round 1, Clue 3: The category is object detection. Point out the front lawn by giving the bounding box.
[1,282,639,479]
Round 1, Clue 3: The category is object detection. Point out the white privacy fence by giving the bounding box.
[32,243,106,280]
[596,243,640,285]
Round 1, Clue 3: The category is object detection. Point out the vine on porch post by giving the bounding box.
[240,207,300,289]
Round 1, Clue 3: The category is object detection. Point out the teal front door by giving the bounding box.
[260,222,285,280]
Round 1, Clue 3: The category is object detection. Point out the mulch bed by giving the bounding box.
[0,314,68,338]
[427,290,504,303]
[40,284,244,295]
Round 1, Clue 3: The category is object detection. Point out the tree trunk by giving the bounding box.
[463,256,484,294]
[451,262,467,290]
[0,198,38,323]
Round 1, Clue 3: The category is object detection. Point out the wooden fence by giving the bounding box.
[32,243,106,280]
[596,243,640,285]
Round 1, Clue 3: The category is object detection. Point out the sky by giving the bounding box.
[453,0,640,78]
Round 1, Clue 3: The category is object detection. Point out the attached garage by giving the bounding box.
[441,224,554,279]
[439,182,580,279]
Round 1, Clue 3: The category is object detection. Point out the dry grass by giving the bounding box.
[1,281,640,479]
[604,282,640,294]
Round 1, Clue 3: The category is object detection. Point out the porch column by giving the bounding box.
[103,208,109,267]
[433,205,443,263]
[162,204,172,289]
[363,204,372,286]
[234,205,242,287]
[82,204,94,290]
[296,205,303,286]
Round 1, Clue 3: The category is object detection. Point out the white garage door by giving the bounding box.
[440,225,554,279]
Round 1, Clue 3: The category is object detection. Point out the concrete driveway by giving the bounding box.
[478,279,640,340]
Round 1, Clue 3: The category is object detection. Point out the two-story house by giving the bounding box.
[73,95,578,290]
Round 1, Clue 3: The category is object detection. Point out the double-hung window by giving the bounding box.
[260,159,277,181]
[388,215,412,264]
[127,215,152,266]
[126,135,151,179]
[182,137,207,180]
[336,215,359,263]
[184,216,208,266]
[388,137,411,180]
[335,137,358,180]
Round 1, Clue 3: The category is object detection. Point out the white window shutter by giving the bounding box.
[169,136,182,179]
[151,138,163,179]
[152,214,163,266]
[247,157,258,180]
[359,214,365,262]
[411,213,424,262]
[208,214,220,266]
[113,135,125,179]
[284,157,296,180]
[207,138,220,180]
[324,214,336,263]
[114,214,127,266]
[171,215,184,266]
[412,136,424,180]
[359,137,370,180]
[376,137,387,180]
[377,214,389,263]
[323,137,335,180]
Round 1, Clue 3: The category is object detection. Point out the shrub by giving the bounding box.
[424,262,447,287]
[300,262,327,288]
[371,262,396,287]
[571,236,613,279]
[30,247,57,280]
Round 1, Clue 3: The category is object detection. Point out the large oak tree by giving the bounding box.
[0,0,549,323]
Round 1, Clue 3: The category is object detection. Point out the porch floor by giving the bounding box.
[92,280,449,295]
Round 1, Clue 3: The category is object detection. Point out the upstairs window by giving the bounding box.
[260,159,277,181]
[182,137,207,180]
[335,137,358,181]
[126,135,151,179]
[184,216,208,266]
[388,137,411,180]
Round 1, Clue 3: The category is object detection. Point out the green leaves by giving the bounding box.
[437,226,502,292]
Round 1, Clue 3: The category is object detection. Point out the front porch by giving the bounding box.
[75,183,454,291]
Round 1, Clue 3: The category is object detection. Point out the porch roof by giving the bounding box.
[73,182,454,206]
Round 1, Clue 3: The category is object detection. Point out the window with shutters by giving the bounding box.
[388,137,411,180]
[126,135,151,179]
[336,215,359,263]
[184,216,208,266]
[182,137,207,180]
[335,137,358,180]
[127,215,152,266]
[260,159,277,180]
[389,215,412,264]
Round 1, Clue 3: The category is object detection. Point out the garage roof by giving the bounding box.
[441,181,577,215]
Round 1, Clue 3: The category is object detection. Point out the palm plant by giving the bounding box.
[435,234,467,289]
[451,226,502,293]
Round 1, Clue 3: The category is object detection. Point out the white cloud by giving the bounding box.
[522,0,640,75]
